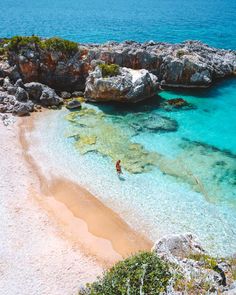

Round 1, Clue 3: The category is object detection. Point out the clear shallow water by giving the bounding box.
[29,77,236,257]
[0,0,236,49]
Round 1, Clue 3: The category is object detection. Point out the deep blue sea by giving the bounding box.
[0,0,236,49]
[2,0,236,255]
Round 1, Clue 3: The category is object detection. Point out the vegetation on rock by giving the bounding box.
[7,36,41,52]
[6,35,78,54]
[176,49,186,58]
[40,37,78,54]
[99,63,120,77]
[79,252,171,295]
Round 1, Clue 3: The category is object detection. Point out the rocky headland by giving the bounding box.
[0,36,235,118]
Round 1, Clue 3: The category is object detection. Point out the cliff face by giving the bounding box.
[5,40,236,91]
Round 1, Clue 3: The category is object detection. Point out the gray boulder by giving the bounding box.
[72,91,84,97]
[24,82,63,106]
[13,101,34,116]
[15,87,29,102]
[60,91,71,99]
[85,66,159,103]
[152,233,205,259]
[7,86,17,95]
[14,78,25,88]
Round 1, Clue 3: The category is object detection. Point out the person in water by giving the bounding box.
[116,160,122,175]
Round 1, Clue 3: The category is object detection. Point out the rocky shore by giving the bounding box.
[0,36,235,117]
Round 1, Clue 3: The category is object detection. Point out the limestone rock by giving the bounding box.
[85,66,159,103]
[15,87,29,101]
[152,233,205,259]
[24,82,63,106]
[12,101,34,116]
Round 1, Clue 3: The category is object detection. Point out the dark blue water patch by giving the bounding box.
[0,0,236,49]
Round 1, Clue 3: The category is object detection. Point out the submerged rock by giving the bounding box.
[161,98,195,111]
[66,99,81,110]
[85,66,159,103]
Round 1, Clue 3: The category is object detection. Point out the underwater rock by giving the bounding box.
[161,98,195,111]
[127,113,178,133]
[65,108,160,173]
[84,66,159,103]
[66,99,81,110]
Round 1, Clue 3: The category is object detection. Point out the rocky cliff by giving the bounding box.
[1,37,235,92]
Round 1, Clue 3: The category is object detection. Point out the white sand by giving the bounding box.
[0,119,102,295]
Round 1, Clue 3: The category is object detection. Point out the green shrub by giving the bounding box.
[79,252,171,295]
[7,36,78,55]
[7,35,41,51]
[176,49,186,58]
[40,37,78,54]
[99,63,120,78]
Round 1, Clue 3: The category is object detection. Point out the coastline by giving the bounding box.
[19,111,152,265]
[0,117,103,295]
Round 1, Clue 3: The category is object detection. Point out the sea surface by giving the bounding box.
[2,0,235,255]
[0,0,236,49]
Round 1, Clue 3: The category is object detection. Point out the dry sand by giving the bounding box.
[0,119,102,295]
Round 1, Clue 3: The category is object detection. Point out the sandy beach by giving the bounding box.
[0,112,151,295]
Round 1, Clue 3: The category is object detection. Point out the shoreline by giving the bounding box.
[19,111,152,266]
[0,118,103,295]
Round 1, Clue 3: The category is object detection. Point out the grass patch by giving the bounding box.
[99,63,120,78]
[79,252,171,295]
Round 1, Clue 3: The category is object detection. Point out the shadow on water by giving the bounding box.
[88,95,164,116]
[87,77,236,116]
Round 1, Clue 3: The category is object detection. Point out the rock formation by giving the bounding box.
[84,66,159,103]
[0,77,62,116]
[152,233,236,294]
[3,39,235,92]
[0,37,235,116]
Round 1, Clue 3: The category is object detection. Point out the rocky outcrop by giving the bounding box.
[0,78,62,115]
[84,66,159,103]
[4,39,235,91]
[24,82,62,106]
[152,233,235,294]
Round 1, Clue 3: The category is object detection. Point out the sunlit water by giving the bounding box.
[29,78,236,257]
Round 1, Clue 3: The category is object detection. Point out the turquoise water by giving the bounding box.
[29,76,236,256]
[3,0,235,255]
[1,0,236,49]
